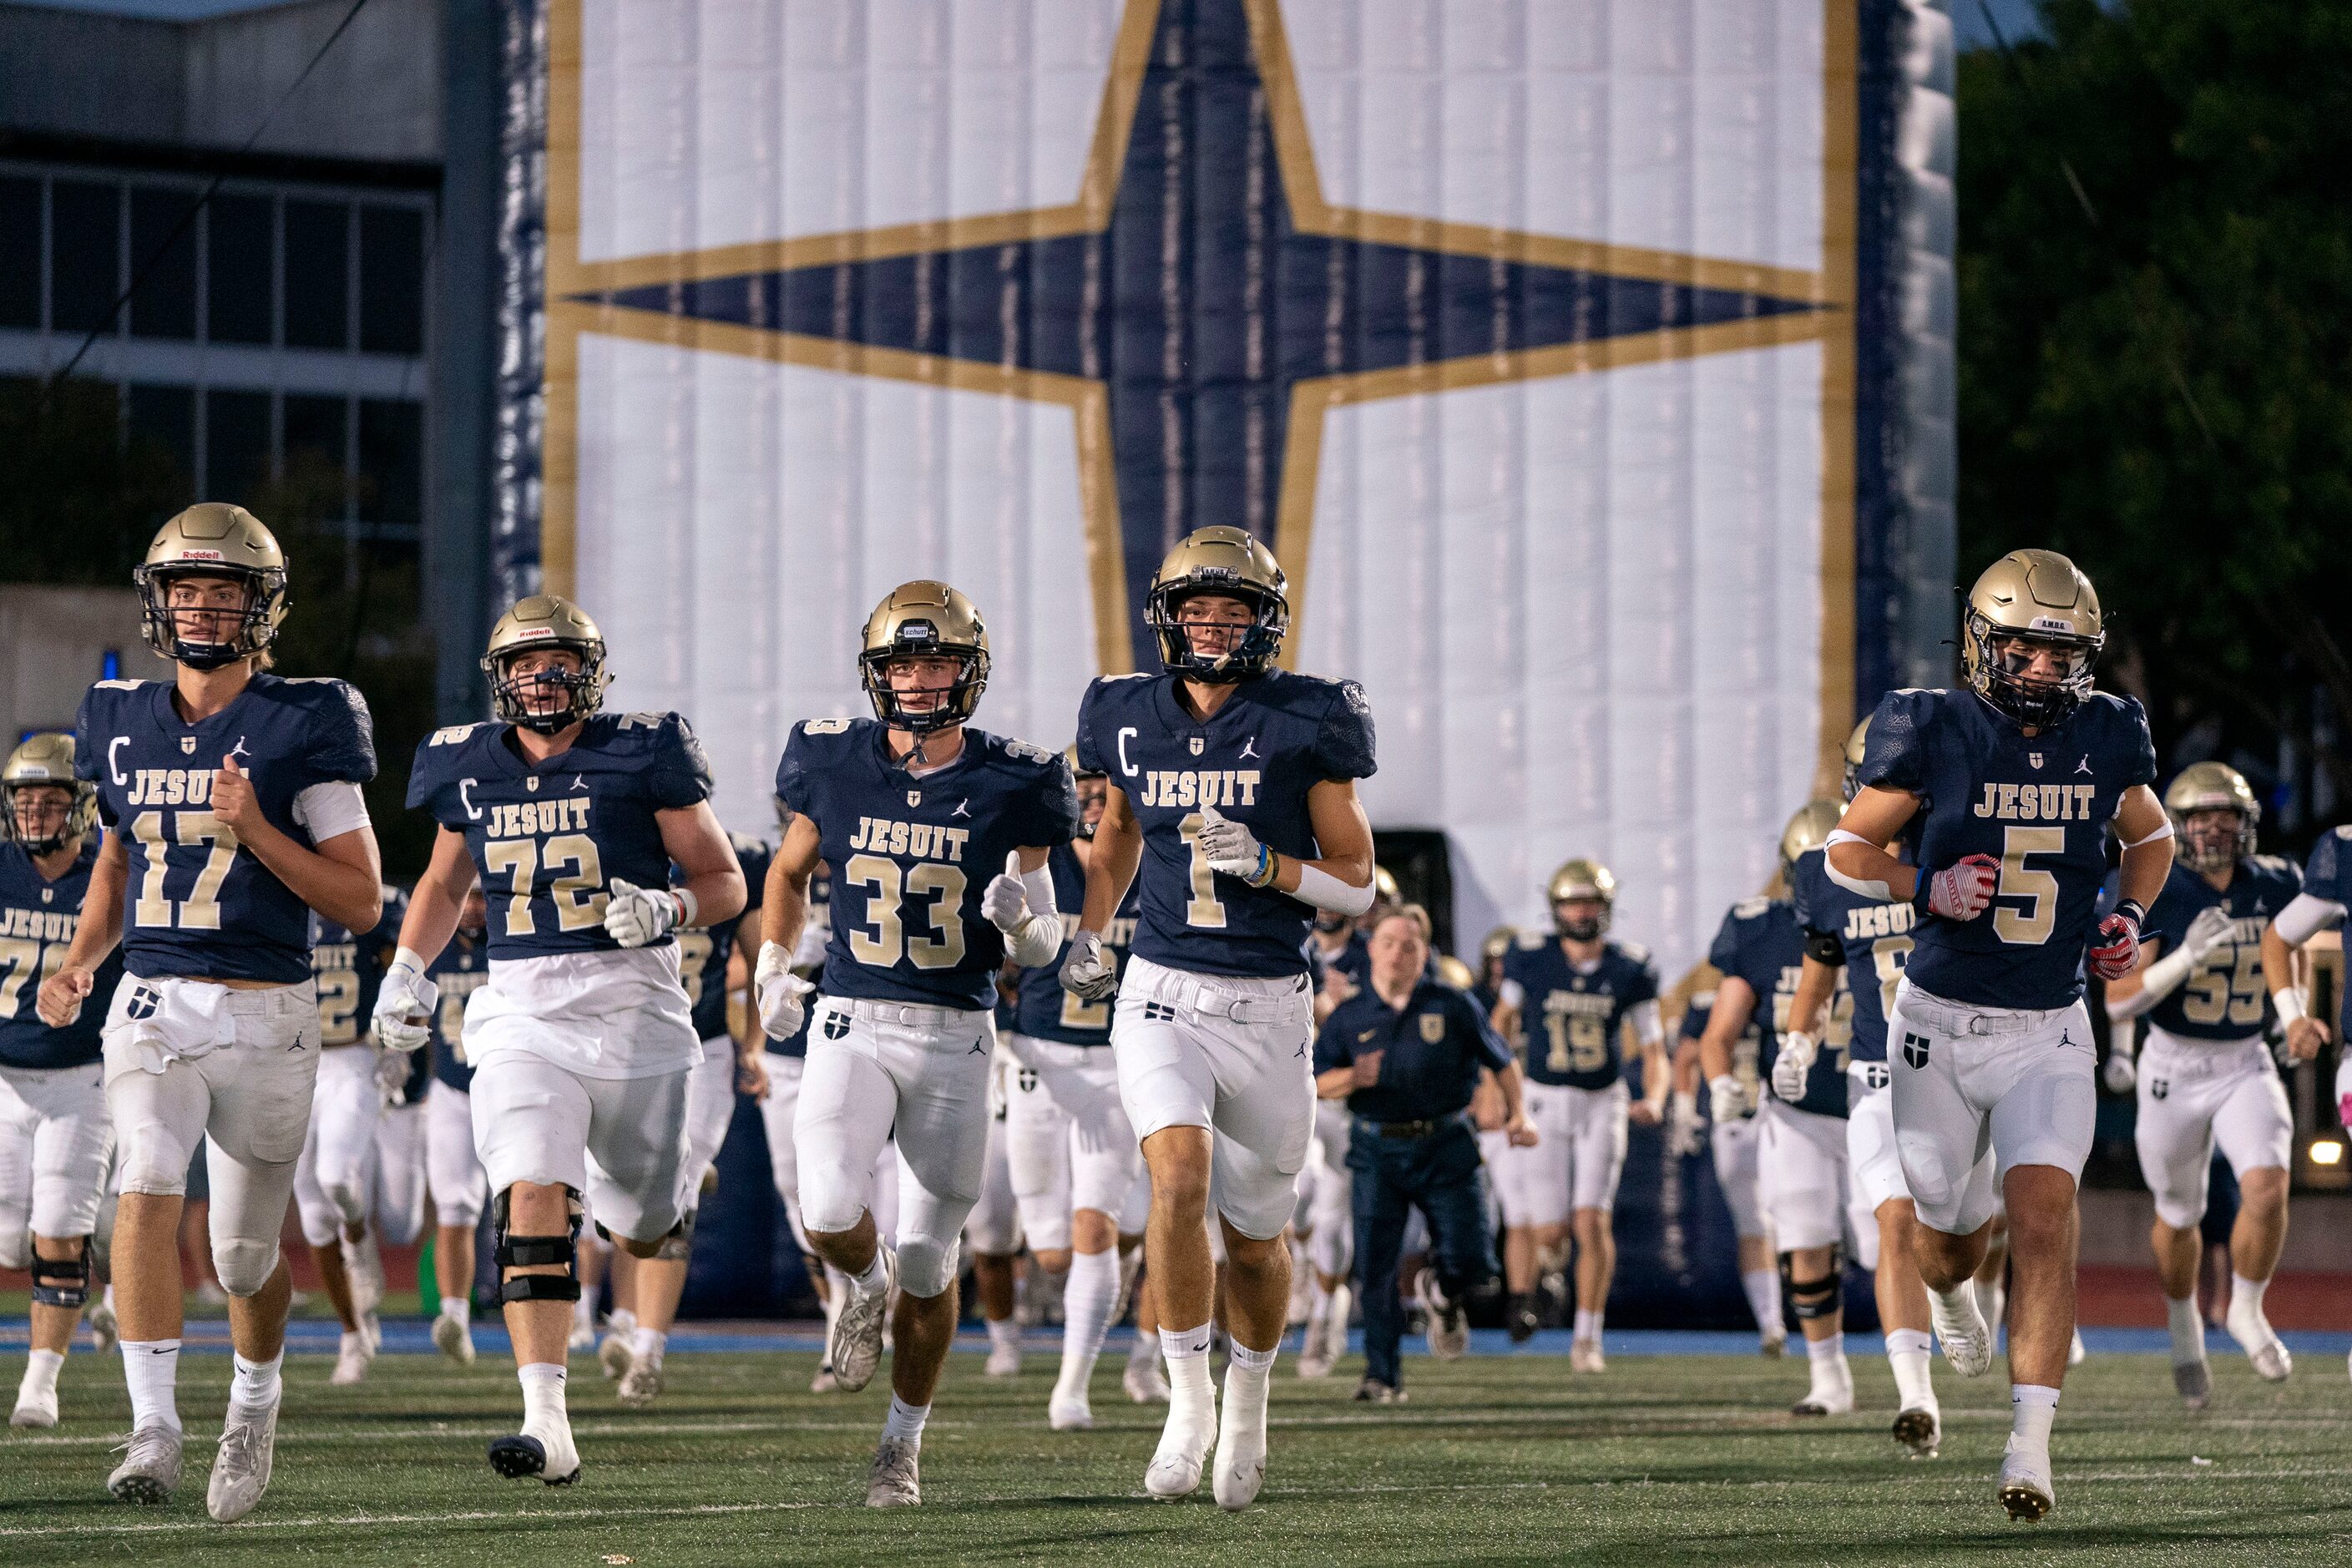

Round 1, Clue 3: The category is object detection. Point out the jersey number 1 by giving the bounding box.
[129,810,237,930]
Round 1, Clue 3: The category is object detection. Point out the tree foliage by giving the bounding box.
[1958,0,2352,826]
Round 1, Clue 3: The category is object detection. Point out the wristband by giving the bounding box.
[2111,899,2147,928]
[674,888,699,928]
[392,945,431,975]
[2274,988,2308,1026]
[1246,844,1280,890]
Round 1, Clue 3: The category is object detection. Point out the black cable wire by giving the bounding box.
[38,0,376,405]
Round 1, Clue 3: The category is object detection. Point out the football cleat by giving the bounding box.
[2172,1358,2212,1410]
[2226,1297,2292,1382]
[1048,1393,1094,1432]
[597,1318,635,1378]
[1570,1337,1606,1374]
[108,1424,184,1505]
[329,1329,375,1387]
[1760,1328,1787,1358]
[488,1421,581,1486]
[1893,1405,1941,1459]
[810,1362,842,1395]
[568,1318,597,1353]
[1212,1378,1269,1511]
[1998,1435,2055,1520]
[433,1311,477,1365]
[206,1401,280,1523]
[1352,1377,1404,1404]
[1418,1272,1469,1362]
[829,1247,897,1394]
[11,1387,58,1429]
[86,1297,119,1356]
[984,1333,1023,1378]
[1144,1390,1218,1500]
[616,1361,663,1409]
[1125,1348,1171,1404]
[344,1232,385,1320]
[2068,1328,2088,1368]
[1791,1381,1855,1417]
[1930,1286,1994,1378]
[1507,1294,1540,1344]
[1319,1283,1352,1367]
[1295,1342,1333,1381]
[867,1437,921,1507]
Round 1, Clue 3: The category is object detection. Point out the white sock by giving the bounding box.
[518,1362,569,1430]
[1933,1282,1980,1322]
[630,1325,666,1370]
[1224,1338,1275,1422]
[2167,1295,2206,1363]
[19,1348,63,1400]
[987,1316,1021,1351]
[230,1350,283,1414]
[1055,1250,1120,1400]
[442,1295,472,1328]
[121,1339,181,1434]
[1806,1331,1847,1373]
[2229,1274,2269,1323]
[1308,1276,1335,1321]
[2011,1382,2058,1448]
[1574,1308,1603,1340]
[1161,1320,1216,1420]
[1130,1328,1160,1366]
[1886,1328,1936,1409]
[882,1393,929,1448]
[339,1329,368,1357]
[1740,1269,1782,1333]
[851,1249,890,1294]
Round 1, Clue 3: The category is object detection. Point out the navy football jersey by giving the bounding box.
[309,886,407,1050]
[1075,668,1376,979]
[1791,846,1914,1065]
[776,719,1078,1010]
[1857,687,2157,1010]
[0,840,124,1070]
[2140,857,2301,1042]
[1707,897,1854,1118]
[2300,827,2352,1044]
[75,675,377,984]
[1682,986,1762,1120]
[427,930,490,1091]
[1014,841,1139,1046]
[407,712,712,962]
[677,832,770,1041]
[1500,934,1660,1090]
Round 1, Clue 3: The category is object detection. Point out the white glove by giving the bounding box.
[1667,1090,1703,1157]
[1198,806,1275,887]
[755,941,813,1039]
[604,878,682,948]
[2180,903,2235,964]
[374,1044,415,1108]
[1772,1030,1818,1102]
[981,873,1029,933]
[2102,1048,2137,1095]
[1060,928,1118,1002]
[1708,1073,1746,1125]
[372,956,436,1055]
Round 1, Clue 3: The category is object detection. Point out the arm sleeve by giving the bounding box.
[1856,689,1930,795]
[1072,682,1110,776]
[1627,997,1664,1046]
[1465,997,1514,1073]
[2274,892,2345,948]
[1312,680,1378,781]
[305,681,379,786]
[1311,1014,1353,1075]
[647,715,715,810]
[291,780,372,842]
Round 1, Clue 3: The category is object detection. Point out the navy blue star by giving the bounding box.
[573,0,1822,670]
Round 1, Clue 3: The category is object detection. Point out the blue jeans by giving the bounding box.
[1348,1116,1496,1389]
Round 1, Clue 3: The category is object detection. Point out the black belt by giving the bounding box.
[1358,1112,1466,1141]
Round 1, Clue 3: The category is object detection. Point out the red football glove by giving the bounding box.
[2088,900,2145,982]
[1922,852,2000,921]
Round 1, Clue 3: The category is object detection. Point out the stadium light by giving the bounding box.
[2309,1138,2345,1167]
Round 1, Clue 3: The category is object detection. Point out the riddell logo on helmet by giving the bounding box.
[513,626,556,640]
[180,549,225,560]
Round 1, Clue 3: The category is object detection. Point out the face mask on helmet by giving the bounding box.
[489,645,604,733]
[2177,808,2249,873]
[1148,586,1287,683]
[1554,899,1610,943]
[860,645,988,737]
[140,568,281,670]
[1969,620,2097,728]
[5,783,84,857]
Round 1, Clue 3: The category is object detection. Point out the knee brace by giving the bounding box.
[494,1187,584,1304]
[897,1232,960,1299]
[29,1241,93,1310]
[654,1208,696,1263]
[1779,1244,1845,1323]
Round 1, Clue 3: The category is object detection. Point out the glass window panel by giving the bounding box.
[129,186,199,341]
[282,199,348,351]
[357,205,423,355]
[207,193,274,346]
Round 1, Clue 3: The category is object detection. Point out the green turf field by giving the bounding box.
[0,1347,2344,1565]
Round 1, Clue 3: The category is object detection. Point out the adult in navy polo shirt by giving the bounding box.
[1313,907,1530,1404]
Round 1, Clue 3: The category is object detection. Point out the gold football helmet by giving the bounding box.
[1842,716,1873,802]
[3,733,97,855]
[1961,549,2104,727]
[132,503,289,669]
[1780,800,1844,878]
[1435,953,1476,990]
[2164,761,2259,873]
[859,581,990,735]
[1144,525,1289,681]
[483,595,609,732]
[1373,864,1401,907]
[1480,926,1519,969]
[1546,857,1616,939]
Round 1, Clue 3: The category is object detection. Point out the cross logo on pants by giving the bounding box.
[1903,1032,1931,1070]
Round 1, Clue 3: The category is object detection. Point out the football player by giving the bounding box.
[2265,819,2352,1388]
[422,884,492,1363]
[41,504,382,1520]
[1677,984,1781,1354]
[1827,550,2167,1519]
[0,734,124,1428]
[377,594,745,1487]
[296,888,407,1385]
[753,581,1077,1507]
[1783,717,1960,1456]
[594,829,771,1407]
[2104,763,2304,1403]
[1702,803,1864,1416]
[1489,860,1667,1368]
[1061,527,1377,1510]
[1001,746,1147,1428]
